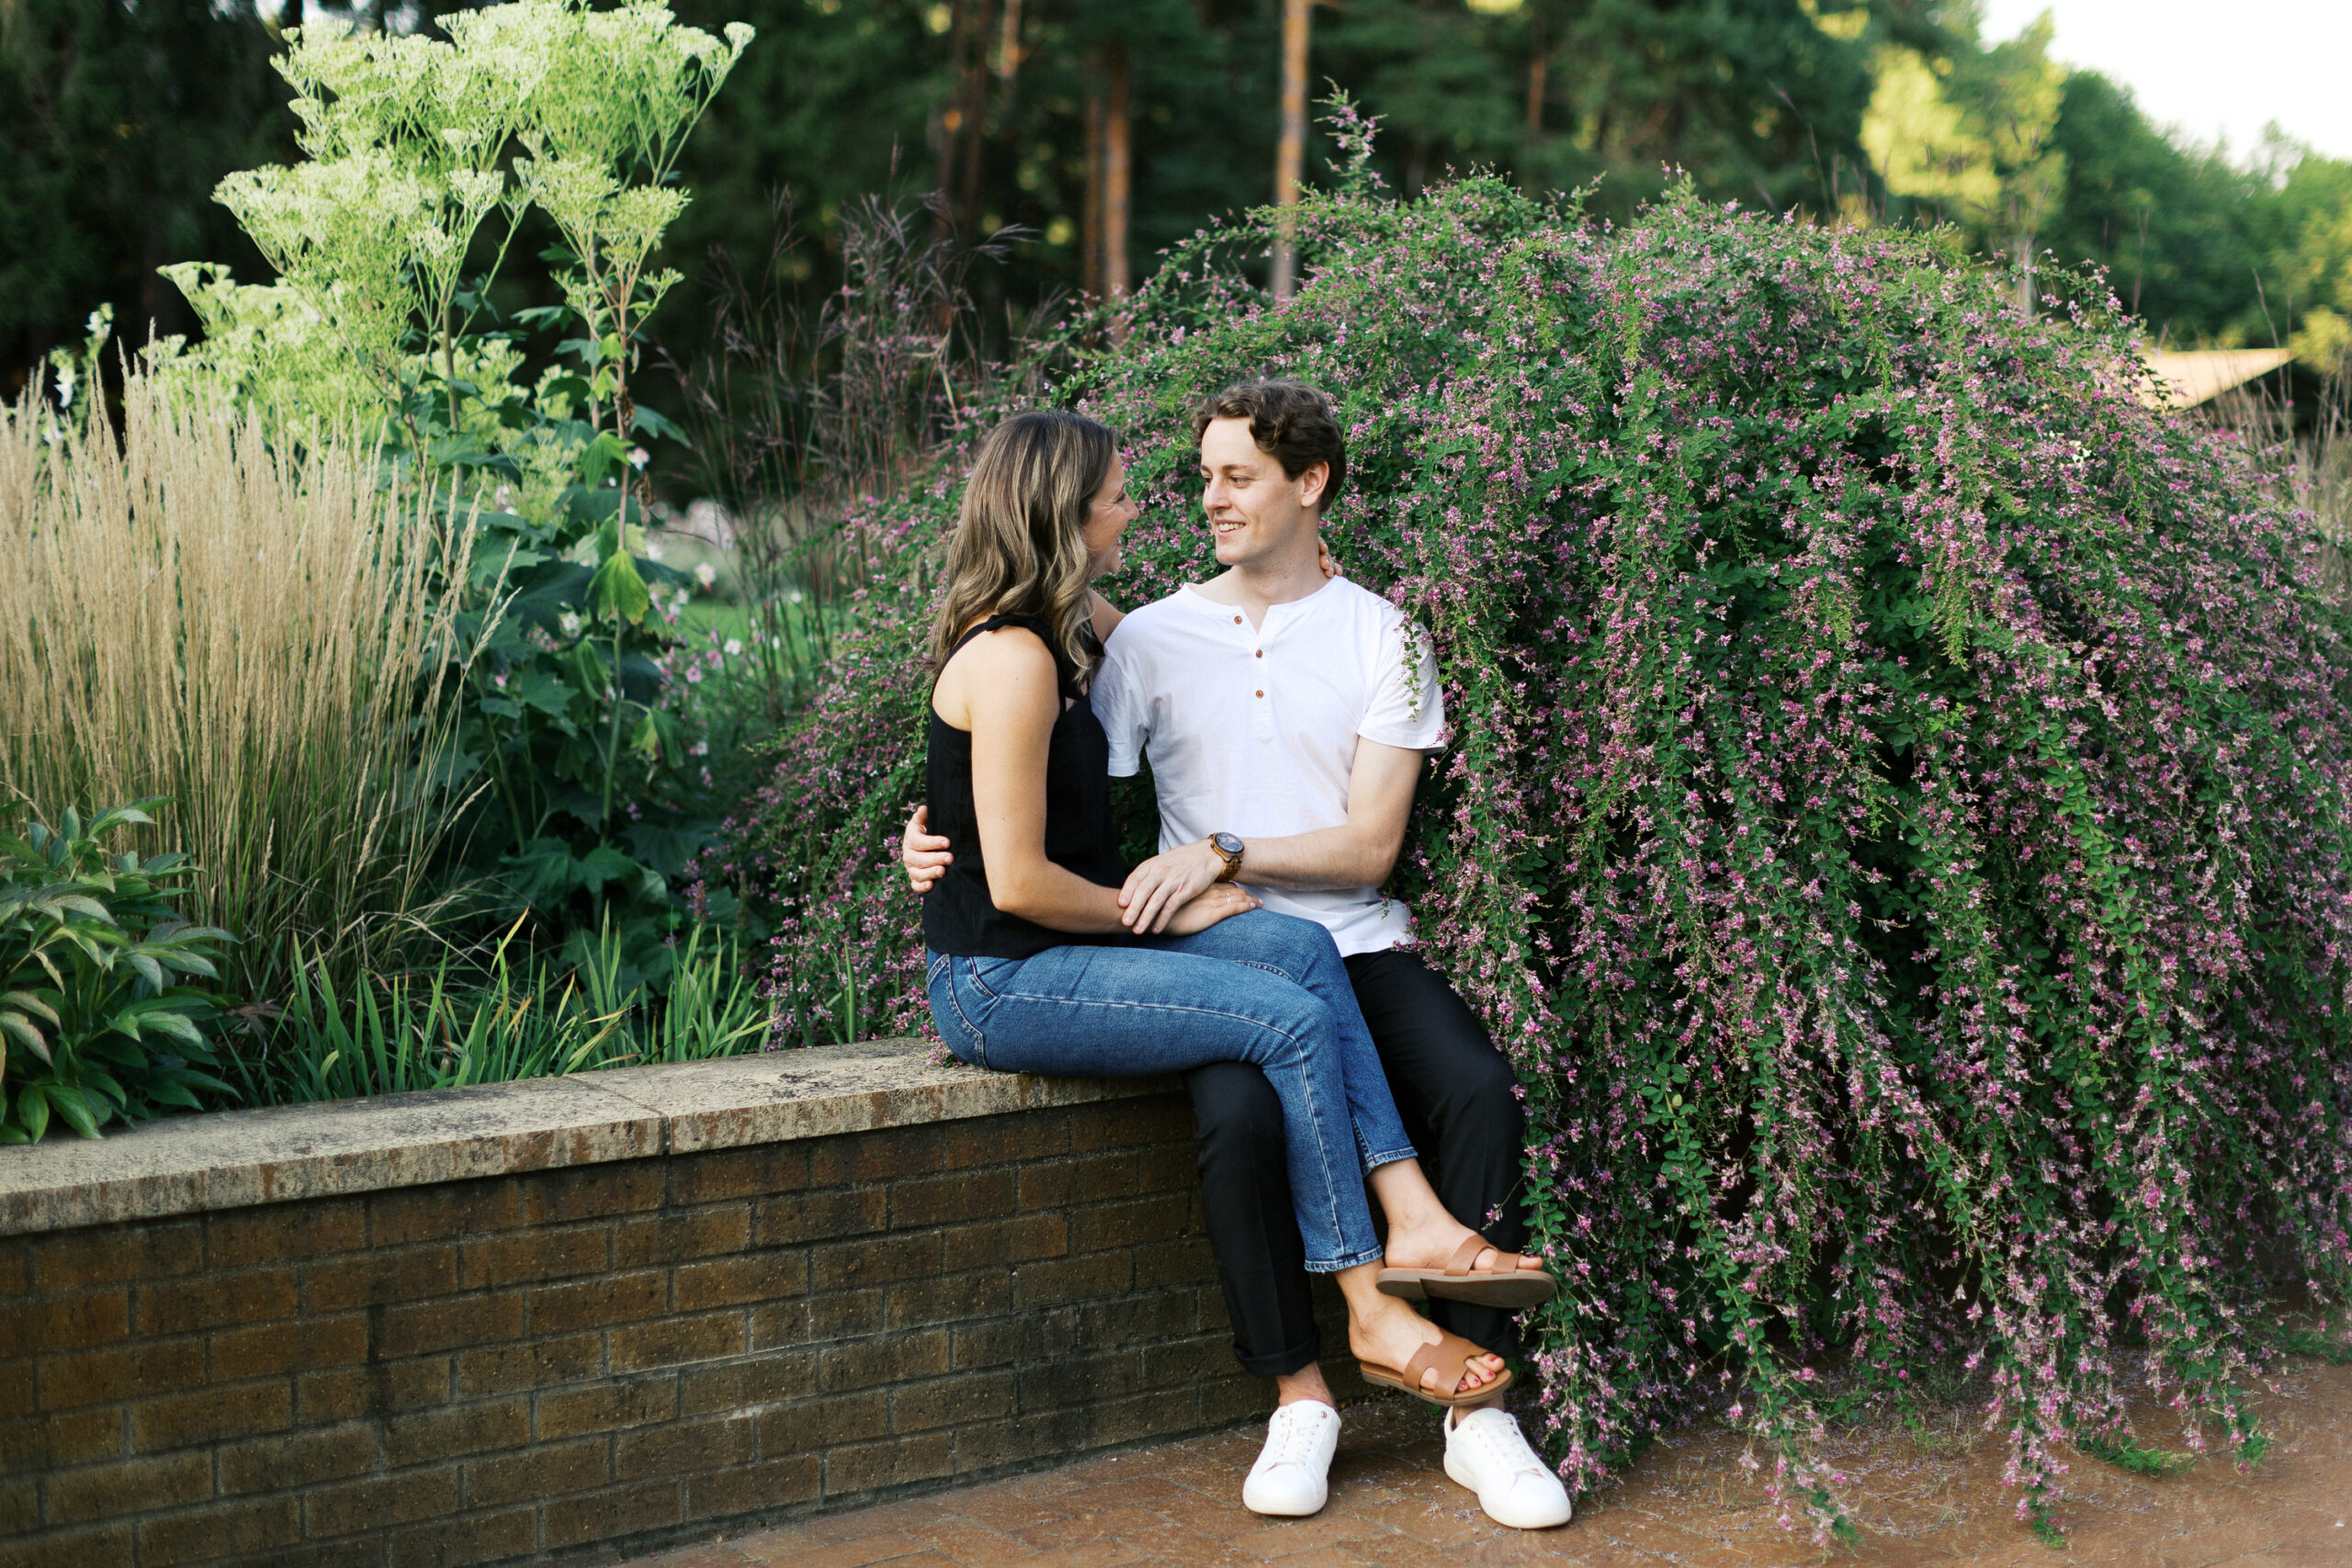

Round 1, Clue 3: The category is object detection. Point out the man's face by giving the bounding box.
[1198,417,1326,570]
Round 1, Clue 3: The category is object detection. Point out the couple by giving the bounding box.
[905,379,1572,1529]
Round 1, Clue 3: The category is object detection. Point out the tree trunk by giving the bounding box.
[1269,0,1310,299]
[1104,43,1131,299]
[937,0,994,235]
[1526,53,1546,134]
[1082,74,1104,299]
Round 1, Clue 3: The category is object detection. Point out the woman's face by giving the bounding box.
[1080,456,1137,578]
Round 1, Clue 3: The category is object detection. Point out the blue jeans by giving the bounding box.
[927,909,1415,1272]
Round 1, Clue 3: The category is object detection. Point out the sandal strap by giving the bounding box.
[1445,1235,1507,1277]
[1401,1327,1493,1397]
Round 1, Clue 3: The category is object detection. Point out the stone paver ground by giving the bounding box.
[616,1359,2352,1568]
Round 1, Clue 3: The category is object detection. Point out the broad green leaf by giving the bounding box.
[0,1013,47,1064]
[45,1085,103,1140]
[17,1085,49,1142]
[588,547,651,626]
[3,990,60,1027]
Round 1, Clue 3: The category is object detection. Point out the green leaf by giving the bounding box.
[3,990,60,1028]
[17,1085,49,1143]
[139,1010,205,1048]
[45,1084,103,1140]
[578,845,644,899]
[588,547,651,627]
[128,953,165,994]
[0,1013,51,1065]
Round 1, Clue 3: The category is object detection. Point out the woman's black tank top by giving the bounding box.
[922,613,1126,959]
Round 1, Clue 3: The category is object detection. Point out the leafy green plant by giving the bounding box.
[0,803,233,1142]
[231,914,767,1105]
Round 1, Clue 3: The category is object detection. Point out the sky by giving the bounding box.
[1978,0,2352,164]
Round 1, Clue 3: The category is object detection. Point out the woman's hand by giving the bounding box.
[902,805,953,894]
[1318,537,1342,579]
[1163,882,1261,935]
[1118,840,1228,933]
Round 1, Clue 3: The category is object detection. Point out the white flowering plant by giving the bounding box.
[151,0,756,980]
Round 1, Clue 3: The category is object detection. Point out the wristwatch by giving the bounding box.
[1209,832,1246,883]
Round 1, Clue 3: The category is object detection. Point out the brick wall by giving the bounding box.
[0,1089,1350,1568]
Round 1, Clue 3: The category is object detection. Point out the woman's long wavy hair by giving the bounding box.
[928,410,1114,681]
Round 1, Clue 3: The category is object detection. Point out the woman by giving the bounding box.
[922,408,1548,1409]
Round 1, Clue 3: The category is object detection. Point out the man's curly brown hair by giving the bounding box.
[1189,379,1347,513]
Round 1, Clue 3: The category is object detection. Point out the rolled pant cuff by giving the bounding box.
[1362,1145,1418,1176]
[1234,1331,1323,1379]
[1309,1243,1386,1274]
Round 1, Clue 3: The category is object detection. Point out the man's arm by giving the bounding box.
[1115,738,1426,931]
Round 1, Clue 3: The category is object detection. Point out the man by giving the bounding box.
[904,380,1570,1530]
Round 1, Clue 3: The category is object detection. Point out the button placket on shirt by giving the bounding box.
[1248,611,1277,740]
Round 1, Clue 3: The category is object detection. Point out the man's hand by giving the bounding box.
[1118,839,1231,933]
[902,805,952,894]
[1164,882,1261,935]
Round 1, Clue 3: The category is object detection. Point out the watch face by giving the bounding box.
[1213,832,1244,856]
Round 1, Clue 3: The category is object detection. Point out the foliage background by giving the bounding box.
[719,146,2352,1526]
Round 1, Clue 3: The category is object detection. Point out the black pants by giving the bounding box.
[1184,948,1527,1378]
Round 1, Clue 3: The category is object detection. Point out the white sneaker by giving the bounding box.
[1442,1405,1573,1529]
[1242,1400,1340,1517]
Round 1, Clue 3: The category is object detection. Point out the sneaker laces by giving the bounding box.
[1450,1407,1547,1480]
[1261,1403,1332,1470]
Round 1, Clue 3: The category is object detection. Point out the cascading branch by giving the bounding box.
[718,148,2352,1533]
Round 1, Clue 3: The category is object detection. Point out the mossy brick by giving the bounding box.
[0,1410,120,1472]
[1138,1334,1231,1390]
[1069,1192,1193,1256]
[1011,1250,1134,1311]
[674,1251,806,1312]
[949,1308,1080,1372]
[750,1285,884,1346]
[0,1524,132,1568]
[522,1160,666,1224]
[953,1409,1084,1476]
[752,1187,888,1247]
[209,1314,368,1382]
[368,1179,522,1247]
[541,1477,683,1549]
[383,1507,538,1568]
[378,1396,526,1468]
[135,1269,298,1336]
[888,1269,1011,1330]
[0,1290,129,1356]
[667,1144,809,1205]
[1068,1096,1176,1151]
[376,1290,524,1357]
[454,1332,602,1398]
[1076,1289,1198,1348]
[608,1312,745,1372]
[677,1348,815,1416]
[614,1411,755,1480]
[206,1200,366,1268]
[535,1373,678,1439]
[756,1388,888,1453]
[300,1464,463,1539]
[612,1204,750,1266]
[684,1453,819,1521]
[133,1495,300,1567]
[463,1435,611,1508]
[0,1361,25,1420]
[1133,1236,1215,1289]
[1017,1152,1141,1210]
[40,1448,212,1525]
[1080,1386,1199,1449]
[935,1116,1063,1170]
[458,1225,611,1289]
[1135,1142,1201,1196]
[31,1221,202,1290]
[218,1427,379,1496]
[37,1337,208,1411]
[888,1168,1016,1229]
[891,1369,1016,1434]
[1199,1373,1277,1427]
[300,1247,458,1312]
[811,1230,940,1292]
[294,1356,451,1424]
[0,1477,29,1535]
[818,1327,949,1393]
[807,1123,943,1187]
[130,1381,291,1450]
[820,1430,954,1500]
[940,1213,1069,1272]
[526,1269,668,1334]
[1018,1347,1145,1410]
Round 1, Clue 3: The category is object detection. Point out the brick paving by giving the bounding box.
[613,1357,2352,1567]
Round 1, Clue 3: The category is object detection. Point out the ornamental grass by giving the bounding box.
[712,139,2352,1533]
[0,368,475,1000]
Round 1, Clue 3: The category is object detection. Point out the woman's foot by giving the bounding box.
[1382,1220,1544,1280]
[1350,1300,1505,1399]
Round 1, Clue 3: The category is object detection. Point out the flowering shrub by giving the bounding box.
[718,141,2352,1530]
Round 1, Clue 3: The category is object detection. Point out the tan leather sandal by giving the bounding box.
[1357,1325,1515,1408]
[1376,1235,1556,1310]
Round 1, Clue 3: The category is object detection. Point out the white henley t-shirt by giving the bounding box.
[1091,577,1446,957]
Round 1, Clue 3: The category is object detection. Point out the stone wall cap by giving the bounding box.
[0,1040,1175,1237]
